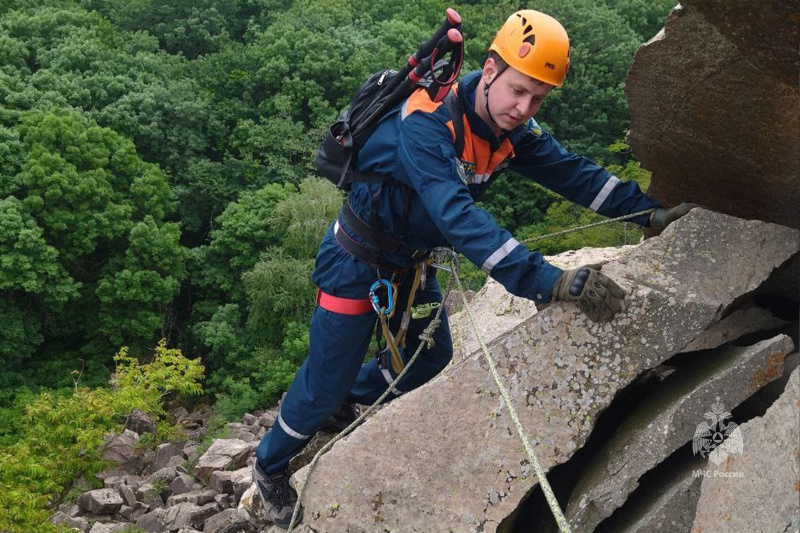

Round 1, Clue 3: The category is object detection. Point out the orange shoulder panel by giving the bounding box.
[403,87,456,140]
[404,87,442,115]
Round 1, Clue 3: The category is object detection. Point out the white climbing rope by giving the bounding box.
[451,264,572,532]
[287,208,656,532]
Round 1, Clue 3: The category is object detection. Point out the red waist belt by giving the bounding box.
[316,289,373,315]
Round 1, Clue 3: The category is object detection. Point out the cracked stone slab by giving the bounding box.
[289,210,798,532]
[564,334,794,532]
[450,246,637,361]
[594,456,705,533]
[682,306,791,352]
[691,367,800,532]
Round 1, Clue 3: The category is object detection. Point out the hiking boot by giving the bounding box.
[252,460,302,529]
[319,402,360,433]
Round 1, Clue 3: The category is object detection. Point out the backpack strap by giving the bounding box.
[342,88,464,265]
[442,89,465,158]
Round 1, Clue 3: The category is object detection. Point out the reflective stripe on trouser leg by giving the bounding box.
[255,304,375,474]
[346,276,453,405]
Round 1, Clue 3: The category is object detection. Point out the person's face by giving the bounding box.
[481,58,554,132]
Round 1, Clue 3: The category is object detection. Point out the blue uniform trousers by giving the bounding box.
[255,267,453,474]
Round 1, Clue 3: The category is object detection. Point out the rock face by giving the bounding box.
[291,210,798,532]
[450,245,637,361]
[625,0,800,231]
[691,367,800,532]
[564,334,794,532]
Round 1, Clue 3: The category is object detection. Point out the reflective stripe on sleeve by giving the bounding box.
[481,238,521,274]
[381,368,405,396]
[589,175,620,211]
[277,412,311,440]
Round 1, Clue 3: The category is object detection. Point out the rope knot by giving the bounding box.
[419,318,441,348]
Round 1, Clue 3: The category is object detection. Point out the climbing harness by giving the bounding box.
[288,207,659,531]
[288,261,452,533]
[315,290,373,315]
[370,258,436,374]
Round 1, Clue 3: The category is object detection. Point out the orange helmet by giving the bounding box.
[489,10,570,87]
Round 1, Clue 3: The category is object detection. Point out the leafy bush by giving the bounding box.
[0,341,204,532]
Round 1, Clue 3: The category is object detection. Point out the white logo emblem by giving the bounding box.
[692,397,744,465]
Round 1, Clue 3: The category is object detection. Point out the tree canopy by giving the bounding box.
[0,0,675,446]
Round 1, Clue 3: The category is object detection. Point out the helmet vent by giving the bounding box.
[523,35,536,46]
[524,24,533,34]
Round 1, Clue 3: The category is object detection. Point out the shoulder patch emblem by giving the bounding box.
[525,118,543,137]
[456,158,476,185]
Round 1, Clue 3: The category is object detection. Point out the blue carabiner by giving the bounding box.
[369,279,396,318]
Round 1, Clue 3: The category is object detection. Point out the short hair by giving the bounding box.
[487,51,508,72]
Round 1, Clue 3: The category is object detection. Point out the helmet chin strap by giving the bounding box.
[483,64,508,133]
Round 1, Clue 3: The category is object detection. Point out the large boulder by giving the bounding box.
[193,439,253,482]
[126,409,156,435]
[154,442,187,470]
[102,429,140,464]
[162,501,219,531]
[691,367,800,532]
[135,508,168,532]
[77,488,124,515]
[290,210,798,532]
[211,466,252,500]
[625,0,800,231]
[564,334,794,531]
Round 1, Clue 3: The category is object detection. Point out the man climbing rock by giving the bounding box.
[252,9,694,528]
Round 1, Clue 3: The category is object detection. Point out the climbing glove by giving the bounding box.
[650,203,697,230]
[551,264,626,322]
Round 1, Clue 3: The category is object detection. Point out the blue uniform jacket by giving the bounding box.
[329,71,660,304]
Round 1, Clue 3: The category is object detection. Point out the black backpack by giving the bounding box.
[314,11,465,191]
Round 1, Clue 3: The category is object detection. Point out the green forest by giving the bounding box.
[0,0,675,528]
